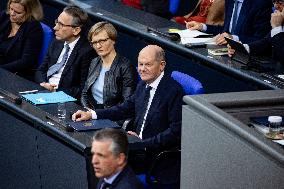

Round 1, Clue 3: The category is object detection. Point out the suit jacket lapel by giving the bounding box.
[224,0,235,32]
[60,38,81,78]
[143,76,167,127]
[52,41,64,66]
[234,0,250,34]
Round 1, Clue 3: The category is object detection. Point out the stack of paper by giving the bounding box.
[169,29,214,45]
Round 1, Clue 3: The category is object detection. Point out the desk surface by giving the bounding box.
[41,0,284,90]
[0,68,140,153]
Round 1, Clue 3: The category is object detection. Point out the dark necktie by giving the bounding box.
[137,85,152,136]
[231,0,240,34]
[100,180,111,189]
[47,44,70,78]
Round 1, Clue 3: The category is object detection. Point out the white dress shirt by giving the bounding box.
[138,71,164,139]
[48,37,80,88]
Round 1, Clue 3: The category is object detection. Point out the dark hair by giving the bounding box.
[63,5,88,27]
[7,0,43,21]
[92,128,128,158]
[88,21,117,42]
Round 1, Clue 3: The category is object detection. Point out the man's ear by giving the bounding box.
[160,60,166,72]
[73,27,82,36]
[117,153,126,166]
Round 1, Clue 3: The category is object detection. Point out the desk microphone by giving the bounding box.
[147,27,180,41]
[0,88,22,105]
[45,114,74,132]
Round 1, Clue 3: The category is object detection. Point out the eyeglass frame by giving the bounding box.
[90,37,110,46]
[54,19,80,29]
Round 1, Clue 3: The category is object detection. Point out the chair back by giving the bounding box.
[39,22,53,66]
[171,71,204,95]
[169,0,180,15]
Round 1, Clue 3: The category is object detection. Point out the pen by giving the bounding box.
[19,89,39,94]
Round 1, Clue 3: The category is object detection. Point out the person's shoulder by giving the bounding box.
[0,11,8,19]
[162,74,183,91]
[75,37,95,56]
[25,19,42,28]
[117,54,131,64]
[116,166,144,189]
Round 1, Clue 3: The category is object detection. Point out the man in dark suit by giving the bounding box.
[91,128,144,189]
[73,45,184,186]
[186,0,272,44]
[35,6,96,98]
[228,0,284,65]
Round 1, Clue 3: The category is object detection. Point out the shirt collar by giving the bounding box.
[148,71,164,90]
[64,36,80,52]
[103,169,122,184]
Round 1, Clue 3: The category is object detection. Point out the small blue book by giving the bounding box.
[67,119,120,131]
[22,91,76,105]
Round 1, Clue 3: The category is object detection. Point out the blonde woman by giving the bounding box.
[0,0,43,79]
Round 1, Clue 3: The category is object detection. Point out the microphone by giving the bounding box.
[147,27,180,41]
[0,88,22,105]
[46,114,74,132]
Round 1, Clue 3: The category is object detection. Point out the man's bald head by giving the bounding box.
[138,45,166,84]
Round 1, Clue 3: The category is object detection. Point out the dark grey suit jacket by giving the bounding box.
[96,166,144,189]
[249,32,284,65]
[35,37,96,98]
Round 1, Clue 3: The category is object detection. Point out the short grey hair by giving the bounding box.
[92,128,128,158]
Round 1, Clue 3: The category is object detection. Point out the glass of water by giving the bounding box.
[57,102,67,123]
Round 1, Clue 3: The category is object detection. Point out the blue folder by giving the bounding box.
[67,119,120,131]
[22,91,76,105]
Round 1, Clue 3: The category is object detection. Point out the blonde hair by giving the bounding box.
[7,0,43,21]
[88,21,117,42]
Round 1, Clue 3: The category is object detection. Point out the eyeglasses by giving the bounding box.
[90,38,110,46]
[54,19,79,29]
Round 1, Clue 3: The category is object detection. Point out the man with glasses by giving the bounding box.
[35,5,96,98]
[228,0,284,65]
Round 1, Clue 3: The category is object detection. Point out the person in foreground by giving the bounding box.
[228,0,284,65]
[35,6,96,98]
[73,45,184,187]
[91,128,144,189]
[81,21,137,109]
[0,0,43,80]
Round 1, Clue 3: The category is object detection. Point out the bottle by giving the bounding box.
[266,116,283,140]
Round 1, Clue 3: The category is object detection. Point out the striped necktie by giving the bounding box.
[47,44,70,78]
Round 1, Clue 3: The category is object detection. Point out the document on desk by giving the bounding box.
[21,91,76,105]
[68,119,120,131]
[169,29,214,45]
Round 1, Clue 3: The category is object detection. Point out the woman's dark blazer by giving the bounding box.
[0,11,43,79]
[81,54,138,109]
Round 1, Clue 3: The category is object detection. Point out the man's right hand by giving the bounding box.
[227,44,235,57]
[185,21,203,30]
[271,9,284,28]
[72,110,92,121]
[40,82,57,92]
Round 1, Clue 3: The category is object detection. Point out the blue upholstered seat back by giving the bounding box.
[39,22,53,66]
[171,71,204,95]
